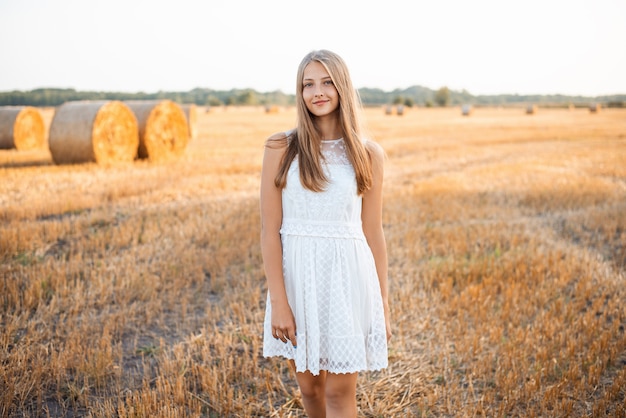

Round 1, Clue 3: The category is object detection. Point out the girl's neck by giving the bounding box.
[315,115,342,141]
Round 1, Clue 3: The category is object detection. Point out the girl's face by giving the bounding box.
[302,60,339,118]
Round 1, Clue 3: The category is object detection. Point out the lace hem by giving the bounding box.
[263,332,388,376]
[263,352,389,376]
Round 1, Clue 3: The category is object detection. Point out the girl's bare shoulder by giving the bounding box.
[267,131,288,141]
[265,130,294,149]
[364,139,386,162]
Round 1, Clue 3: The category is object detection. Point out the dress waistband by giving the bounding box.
[280,218,365,239]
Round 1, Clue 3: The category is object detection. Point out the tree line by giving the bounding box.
[1,86,624,108]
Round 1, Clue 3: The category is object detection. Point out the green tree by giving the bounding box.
[392,95,404,105]
[206,96,222,106]
[434,87,450,107]
[238,90,258,105]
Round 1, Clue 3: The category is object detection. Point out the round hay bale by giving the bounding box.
[48,100,139,165]
[526,104,537,115]
[384,105,393,115]
[589,103,601,113]
[396,105,405,116]
[265,105,280,114]
[0,106,46,150]
[181,104,198,139]
[125,100,189,161]
[461,104,472,116]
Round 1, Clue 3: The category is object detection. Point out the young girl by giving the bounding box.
[260,49,391,417]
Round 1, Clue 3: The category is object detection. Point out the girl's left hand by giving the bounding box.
[384,303,392,341]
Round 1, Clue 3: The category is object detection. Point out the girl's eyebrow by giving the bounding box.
[303,76,332,81]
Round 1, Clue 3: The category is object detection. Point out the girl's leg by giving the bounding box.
[294,369,327,418]
[291,361,358,418]
[325,372,358,418]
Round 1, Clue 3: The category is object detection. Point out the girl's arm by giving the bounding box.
[260,135,297,347]
[361,140,392,341]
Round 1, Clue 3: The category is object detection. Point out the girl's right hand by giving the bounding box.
[271,301,297,347]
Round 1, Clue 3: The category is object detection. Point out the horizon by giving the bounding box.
[1,0,625,97]
[2,84,624,99]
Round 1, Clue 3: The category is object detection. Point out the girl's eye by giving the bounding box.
[303,82,313,88]
[324,80,333,85]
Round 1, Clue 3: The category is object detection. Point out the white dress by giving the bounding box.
[263,137,388,376]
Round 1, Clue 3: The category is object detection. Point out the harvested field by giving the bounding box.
[1,106,625,417]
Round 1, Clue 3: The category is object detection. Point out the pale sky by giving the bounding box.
[1,0,625,97]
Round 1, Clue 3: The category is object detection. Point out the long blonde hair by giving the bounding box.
[272,50,373,194]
